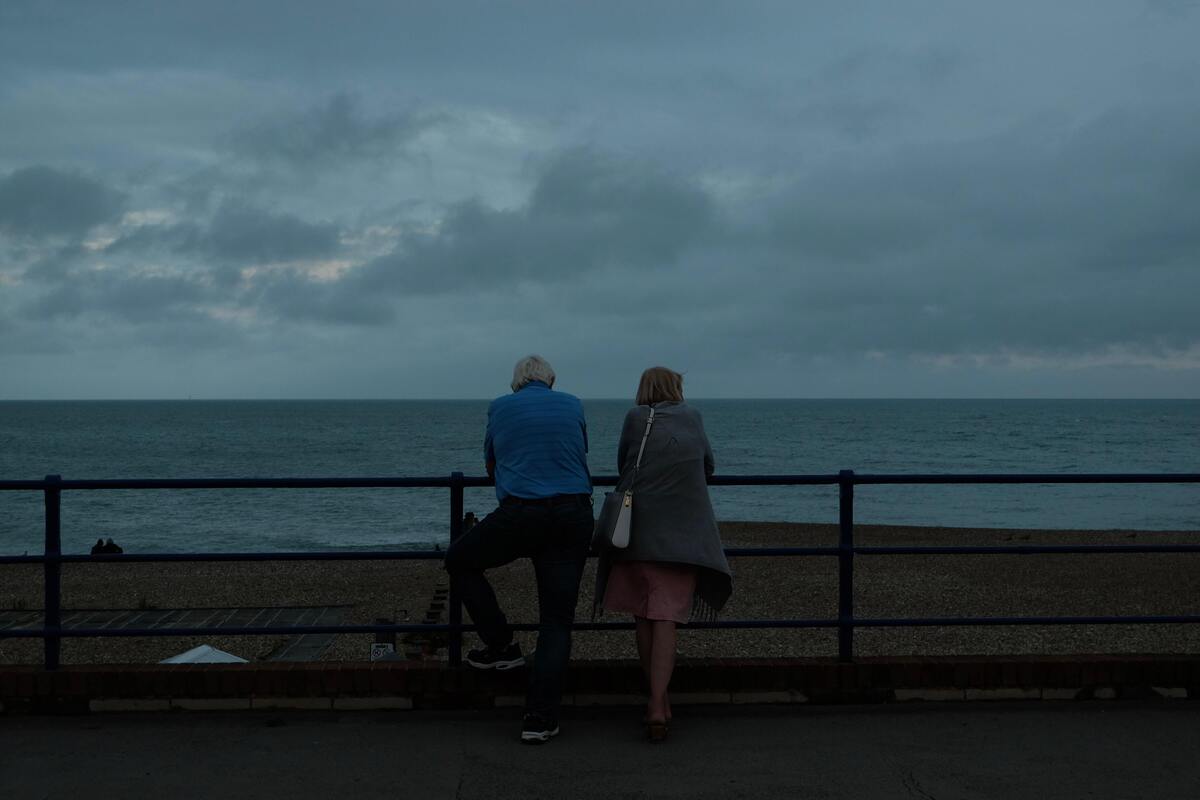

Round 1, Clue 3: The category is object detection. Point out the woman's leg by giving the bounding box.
[635,616,653,682]
[635,617,672,722]
[646,620,677,723]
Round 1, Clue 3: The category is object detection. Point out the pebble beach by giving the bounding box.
[3,521,1199,666]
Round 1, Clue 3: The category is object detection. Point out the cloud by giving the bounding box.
[17,203,345,330]
[106,200,342,265]
[0,165,125,240]
[229,93,439,168]
[353,148,716,294]
[1143,0,1200,20]
[204,201,341,263]
[198,147,718,326]
[16,199,344,332]
[21,244,88,283]
[146,99,1200,370]
[250,270,396,326]
[3,3,1199,398]
[17,98,1199,380]
[495,104,1200,371]
[821,45,966,87]
[22,267,212,324]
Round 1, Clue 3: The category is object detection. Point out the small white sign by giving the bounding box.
[370,642,396,662]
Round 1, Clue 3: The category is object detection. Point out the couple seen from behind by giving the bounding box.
[444,355,732,745]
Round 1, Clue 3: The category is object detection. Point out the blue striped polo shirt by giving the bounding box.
[484,381,591,501]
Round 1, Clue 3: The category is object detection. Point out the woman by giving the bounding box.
[595,366,732,741]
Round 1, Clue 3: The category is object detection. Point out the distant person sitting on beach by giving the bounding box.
[594,366,732,742]
[91,538,124,555]
[443,354,593,745]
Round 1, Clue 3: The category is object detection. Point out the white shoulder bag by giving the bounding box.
[603,407,656,549]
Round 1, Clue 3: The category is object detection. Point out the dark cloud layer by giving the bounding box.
[0,166,125,239]
[251,271,396,326]
[203,201,341,263]
[106,200,341,265]
[2,2,1198,398]
[358,149,715,292]
[743,103,1200,358]
[23,268,210,324]
[231,148,717,326]
[229,94,438,168]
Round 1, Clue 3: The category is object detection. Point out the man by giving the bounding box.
[444,355,593,744]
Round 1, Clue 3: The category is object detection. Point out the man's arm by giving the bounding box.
[484,404,496,478]
[580,400,589,454]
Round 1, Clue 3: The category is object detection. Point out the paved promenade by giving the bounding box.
[2,701,1198,799]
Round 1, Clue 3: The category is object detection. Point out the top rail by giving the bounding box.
[848,473,1200,485]
[1,472,1198,491]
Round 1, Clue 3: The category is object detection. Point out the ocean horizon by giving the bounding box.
[1,398,1196,554]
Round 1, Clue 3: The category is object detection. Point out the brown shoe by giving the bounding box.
[646,720,669,743]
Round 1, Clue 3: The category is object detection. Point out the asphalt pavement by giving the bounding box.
[2,701,1199,799]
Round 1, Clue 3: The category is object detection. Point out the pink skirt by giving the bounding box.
[602,560,697,623]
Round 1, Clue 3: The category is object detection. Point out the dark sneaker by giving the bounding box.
[521,713,560,745]
[465,642,524,670]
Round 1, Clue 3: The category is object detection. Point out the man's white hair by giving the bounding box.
[511,354,556,392]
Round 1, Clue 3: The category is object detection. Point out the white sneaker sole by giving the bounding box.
[465,657,525,671]
[521,726,560,744]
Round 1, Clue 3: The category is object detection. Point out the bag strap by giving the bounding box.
[632,407,656,475]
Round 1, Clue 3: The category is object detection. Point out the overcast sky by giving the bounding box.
[2,1,1199,399]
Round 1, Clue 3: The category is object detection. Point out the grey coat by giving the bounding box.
[595,401,732,619]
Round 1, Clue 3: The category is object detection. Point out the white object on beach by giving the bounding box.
[159,645,248,664]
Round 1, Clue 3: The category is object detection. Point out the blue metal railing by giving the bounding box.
[2,470,1199,670]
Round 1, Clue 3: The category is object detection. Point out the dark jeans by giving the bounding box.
[443,494,593,719]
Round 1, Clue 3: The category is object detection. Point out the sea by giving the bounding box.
[0,399,1197,554]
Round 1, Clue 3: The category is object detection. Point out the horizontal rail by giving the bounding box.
[854,544,1200,555]
[7,543,1200,566]
[724,544,1200,557]
[8,613,1200,641]
[850,615,1200,627]
[0,621,834,639]
[0,551,448,565]
[0,477,480,491]
[0,624,471,638]
[2,472,1199,492]
[851,473,1200,485]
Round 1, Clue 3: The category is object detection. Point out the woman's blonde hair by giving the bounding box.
[635,366,684,406]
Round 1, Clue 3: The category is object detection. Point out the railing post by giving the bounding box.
[837,469,855,663]
[447,471,464,666]
[43,474,63,671]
